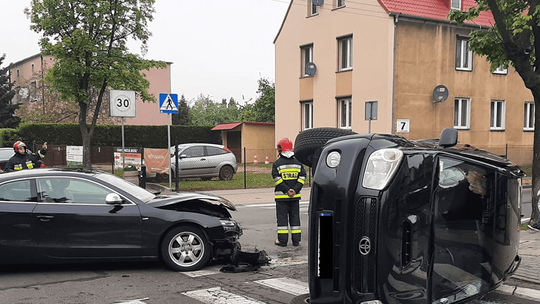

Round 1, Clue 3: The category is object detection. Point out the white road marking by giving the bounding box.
[254,278,308,296]
[182,266,221,277]
[183,286,266,304]
[115,298,149,304]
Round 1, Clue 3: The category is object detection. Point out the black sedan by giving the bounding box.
[0,168,242,271]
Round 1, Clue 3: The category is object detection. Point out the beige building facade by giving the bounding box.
[8,54,171,126]
[274,0,533,165]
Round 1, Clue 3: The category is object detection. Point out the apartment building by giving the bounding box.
[274,0,533,165]
[8,53,171,125]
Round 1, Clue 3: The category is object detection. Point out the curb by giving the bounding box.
[496,284,540,302]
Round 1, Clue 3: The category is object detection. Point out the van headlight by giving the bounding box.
[326,151,341,168]
[362,148,403,190]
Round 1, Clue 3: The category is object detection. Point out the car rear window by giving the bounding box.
[207,146,227,156]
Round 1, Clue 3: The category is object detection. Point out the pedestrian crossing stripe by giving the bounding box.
[254,278,309,296]
[159,94,178,112]
[183,286,266,304]
[182,278,308,303]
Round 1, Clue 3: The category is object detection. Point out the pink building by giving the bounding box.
[8,53,171,126]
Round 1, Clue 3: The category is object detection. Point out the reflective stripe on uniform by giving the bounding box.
[291,226,302,234]
[275,193,301,199]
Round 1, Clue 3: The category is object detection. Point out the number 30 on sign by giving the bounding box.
[396,119,410,133]
[109,90,136,118]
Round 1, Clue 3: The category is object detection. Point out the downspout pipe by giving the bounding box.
[390,13,400,134]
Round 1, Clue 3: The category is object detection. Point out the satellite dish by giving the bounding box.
[305,62,317,76]
[433,85,449,103]
[313,0,324,6]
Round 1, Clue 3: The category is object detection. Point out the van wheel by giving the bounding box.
[294,128,356,167]
[290,293,310,304]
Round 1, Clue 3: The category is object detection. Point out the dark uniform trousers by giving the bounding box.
[276,200,301,244]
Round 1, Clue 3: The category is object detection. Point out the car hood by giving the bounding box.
[147,192,237,211]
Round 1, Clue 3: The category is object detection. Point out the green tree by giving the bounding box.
[449,0,540,227]
[26,0,165,169]
[241,78,275,122]
[189,94,242,126]
[172,94,190,125]
[0,53,20,128]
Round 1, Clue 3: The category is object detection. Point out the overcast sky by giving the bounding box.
[0,0,291,105]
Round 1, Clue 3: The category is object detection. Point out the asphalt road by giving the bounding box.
[0,200,538,304]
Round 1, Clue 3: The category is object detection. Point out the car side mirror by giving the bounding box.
[179,154,187,159]
[105,193,123,205]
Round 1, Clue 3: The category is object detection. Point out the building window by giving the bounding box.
[524,102,535,131]
[493,66,508,75]
[451,0,461,10]
[339,98,352,129]
[16,69,20,77]
[338,36,353,71]
[302,101,313,130]
[490,100,506,130]
[31,64,35,73]
[301,44,313,77]
[336,0,345,8]
[454,97,471,129]
[456,36,473,71]
[310,0,319,15]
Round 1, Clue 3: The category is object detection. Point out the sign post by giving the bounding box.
[159,93,179,188]
[110,90,136,170]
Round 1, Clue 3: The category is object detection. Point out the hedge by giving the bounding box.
[0,124,220,148]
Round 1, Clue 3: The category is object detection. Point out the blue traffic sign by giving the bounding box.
[159,93,179,114]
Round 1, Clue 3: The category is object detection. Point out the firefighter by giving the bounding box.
[272,137,306,247]
[4,141,46,172]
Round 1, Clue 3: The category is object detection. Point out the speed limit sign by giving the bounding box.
[109,90,136,117]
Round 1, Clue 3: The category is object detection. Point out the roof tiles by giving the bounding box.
[378,0,494,26]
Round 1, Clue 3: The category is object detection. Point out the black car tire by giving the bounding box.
[161,225,211,272]
[219,165,234,181]
[290,293,310,304]
[294,128,357,167]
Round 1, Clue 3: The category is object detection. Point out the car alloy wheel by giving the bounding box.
[161,225,211,271]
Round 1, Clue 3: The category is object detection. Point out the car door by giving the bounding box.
[32,177,143,258]
[177,146,208,177]
[0,179,38,262]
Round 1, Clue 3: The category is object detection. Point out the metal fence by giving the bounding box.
[39,144,529,190]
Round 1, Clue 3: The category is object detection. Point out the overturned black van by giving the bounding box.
[292,128,524,304]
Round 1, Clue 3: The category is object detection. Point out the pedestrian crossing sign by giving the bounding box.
[159,93,179,114]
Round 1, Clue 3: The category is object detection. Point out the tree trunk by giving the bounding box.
[78,100,92,170]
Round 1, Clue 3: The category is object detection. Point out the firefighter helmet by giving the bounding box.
[13,141,26,153]
[277,138,293,153]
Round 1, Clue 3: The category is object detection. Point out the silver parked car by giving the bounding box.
[170,143,237,181]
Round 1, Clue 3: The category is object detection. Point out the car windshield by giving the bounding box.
[95,172,155,202]
[0,149,13,160]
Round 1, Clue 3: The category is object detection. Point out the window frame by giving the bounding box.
[338,98,352,129]
[310,0,319,15]
[490,100,506,131]
[524,102,535,131]
[338,36,353,71]
[301,44,314,77]
[454,97,471,130]
[493,66,508,75]
[302,101,314,130]
[451,0,461,10]
[456,36,473,71]
[336,0,345,8]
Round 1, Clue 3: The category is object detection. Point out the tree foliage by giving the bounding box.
[0,53,20,128]
[189,94,242,126]
[449,0,540,227]
[241,78,275,123]
[26,0,165,169]
[172,94,190,125]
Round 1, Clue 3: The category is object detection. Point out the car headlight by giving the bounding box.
[326,151,341,168]
[220,219,239,231]
[362,148,403,190]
